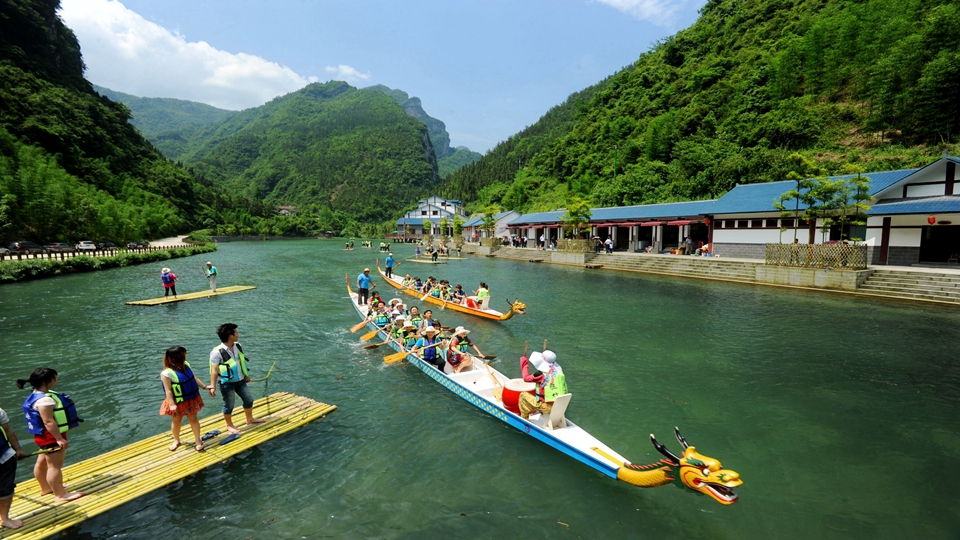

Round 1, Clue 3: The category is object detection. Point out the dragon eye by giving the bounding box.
[702,468,710,476]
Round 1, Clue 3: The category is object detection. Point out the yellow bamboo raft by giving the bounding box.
[1,392,336,540]
[125,285,256,305]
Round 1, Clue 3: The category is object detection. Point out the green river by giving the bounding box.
[1,240,957,539]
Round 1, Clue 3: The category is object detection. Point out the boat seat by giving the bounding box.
[545,393,571,431]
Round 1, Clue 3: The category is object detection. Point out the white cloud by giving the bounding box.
[325,65,372,84]
[58,0,343,110]
[593,0,694,24]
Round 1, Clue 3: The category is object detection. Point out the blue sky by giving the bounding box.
[61,0,704,152]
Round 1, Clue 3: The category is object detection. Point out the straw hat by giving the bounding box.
[402,321,416,329]
[389,252,393,256]
[162,267,171,273]
[206,261,212,265]
[423,326,438,334]
[363,267,370,272]
[454,326,470,336]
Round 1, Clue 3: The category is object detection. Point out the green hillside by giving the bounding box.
[185,82,442,223]
[368,84,481,176]
[444,0,960,213]
[92,85,237,159]
[0,0,198,242]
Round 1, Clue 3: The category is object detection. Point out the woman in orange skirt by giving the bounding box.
[160,346,211,452]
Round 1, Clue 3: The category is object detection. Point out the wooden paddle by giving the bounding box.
[384,341,440,365]
[361,325,389,342]
[364,333,399,349]
[483,362,504,401]
[350,320,368,333]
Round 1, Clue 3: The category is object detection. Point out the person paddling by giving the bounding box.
[518,350,568,420]
[160,346,210,452]
[161,267,178,298]
[209,323,265,434]
[0,404,28,529]
[411,326,446,371]
[204,262,218,293]
[16,368,83,502]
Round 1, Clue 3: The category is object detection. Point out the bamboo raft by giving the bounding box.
[403,259,446,265]
[1,392,336,540]
[125,285,256,305]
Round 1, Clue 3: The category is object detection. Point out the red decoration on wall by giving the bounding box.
[704,218,711,226]
[928,216,937,225]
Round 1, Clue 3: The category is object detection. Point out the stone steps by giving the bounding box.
[855,269,960,302]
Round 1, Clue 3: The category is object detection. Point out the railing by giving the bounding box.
[0,245,193,263]
[765,243,868,270]
[557,239,593,253]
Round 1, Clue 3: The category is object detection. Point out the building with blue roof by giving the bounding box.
[461,210,522,241]
[497,153,960,264]
[396,196,466,237]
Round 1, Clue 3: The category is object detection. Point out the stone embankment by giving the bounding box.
[486,247,960,306]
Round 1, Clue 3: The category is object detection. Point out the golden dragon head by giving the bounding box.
[647,427,742,505]
[509,298,527,314]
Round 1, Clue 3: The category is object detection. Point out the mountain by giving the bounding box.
[368,84,481,177]
[442,0,960,213]
[0,0,227,243]
[184,81,442,223]
[92,85,237,159]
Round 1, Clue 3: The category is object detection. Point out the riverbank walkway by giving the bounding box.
[0,392,336,540]
[486,246,960,306]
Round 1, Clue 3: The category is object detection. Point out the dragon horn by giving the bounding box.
[674,426,690,449]
[650,434,680,464]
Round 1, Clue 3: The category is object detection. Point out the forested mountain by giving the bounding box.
[92,85,237,159]
[444,0,960,213]
[0,0,263,243]
[184,82,442,223]
[366,85,481,177]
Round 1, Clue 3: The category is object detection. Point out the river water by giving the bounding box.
[0,240,957,539]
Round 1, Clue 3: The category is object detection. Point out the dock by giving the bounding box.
[125,285,256,305]
[1,392,335,540]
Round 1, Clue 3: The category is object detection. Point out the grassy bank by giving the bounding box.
[0,244,217,283]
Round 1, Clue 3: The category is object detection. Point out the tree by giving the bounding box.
[422,219,432,238]
[480,204,501,238]
[560,195,592,239]
[453,215,464,239]
[828,165,872,241]
[439,217,449,240]
[774,153,826,243]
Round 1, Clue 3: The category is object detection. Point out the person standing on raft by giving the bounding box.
[204,262,218,293]
[518,350,568,420]
[357,268,375,306]
[209,323,265,435]
[0,405,28,529]
[385,253,395,278]
[16,368,83,502]
[160,346,211,452]
[161,267,177,298]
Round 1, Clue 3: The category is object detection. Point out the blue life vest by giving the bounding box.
[374,312,390,326]
[211,343,249,384]
[421,338,438,361]
[23,392,81,435]
[161,272,174,284]
[162,362,201,403]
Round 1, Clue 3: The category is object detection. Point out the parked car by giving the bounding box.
[8,241,45,254]
[0,247,9,257]
[76,241,96,251]
[44,242,73,252]
[97,242,119,250]
[126,241,149,249]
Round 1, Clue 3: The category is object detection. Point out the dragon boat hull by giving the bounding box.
[376,261,515,321]
[347,277,633,485]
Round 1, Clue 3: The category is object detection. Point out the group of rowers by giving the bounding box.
[399,275,491,310]
[362,292,485,373]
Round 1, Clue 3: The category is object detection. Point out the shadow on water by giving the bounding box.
[1,240,958,539]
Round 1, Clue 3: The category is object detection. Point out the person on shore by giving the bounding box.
[204,262,218,293]
[604,237,613,254]
[161,267,178,298]
[411,326,446,371]
[518,350,569,420]
[16,368,83,502]
[0,405,28,529]
[160,346,210,452]
[357,268,374,305]
[451,326,485,359]
[539,234,545,250]
[209,323,265,435]
[385,253,395,278]
[474,282,490,310]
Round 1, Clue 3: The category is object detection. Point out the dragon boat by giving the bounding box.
[375,260,526,322]
[346,277,742,504]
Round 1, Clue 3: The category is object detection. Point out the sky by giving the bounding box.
[60,0,705,153]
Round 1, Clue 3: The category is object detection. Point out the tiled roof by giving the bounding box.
[867,195,960,215]
[463,211,517,227]
[396,217,439,225]
[507,201,715,225]
[709,168,920,215]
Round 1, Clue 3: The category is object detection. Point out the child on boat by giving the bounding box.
[16,368,83,502]
[160,346,211,452]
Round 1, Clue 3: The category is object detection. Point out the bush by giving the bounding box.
[0,244,217,283]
